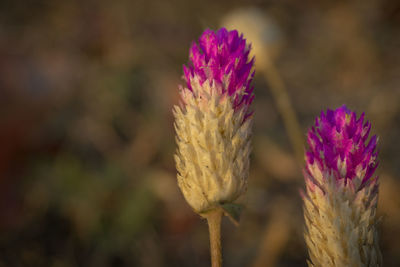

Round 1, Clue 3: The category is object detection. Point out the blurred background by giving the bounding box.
[0,0,400,266]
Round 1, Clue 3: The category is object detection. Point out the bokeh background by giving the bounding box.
[1,0,400,266]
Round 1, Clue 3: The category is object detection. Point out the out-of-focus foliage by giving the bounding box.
[0,0,399,266]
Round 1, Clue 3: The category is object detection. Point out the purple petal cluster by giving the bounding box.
[183,28,255,110]
[306,105,378,185]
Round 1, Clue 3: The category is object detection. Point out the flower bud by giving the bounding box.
[174,28,254,215]
[303,105,382,266]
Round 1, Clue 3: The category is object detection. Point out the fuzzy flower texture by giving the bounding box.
[174,28,254,214]
[303,106,382,267]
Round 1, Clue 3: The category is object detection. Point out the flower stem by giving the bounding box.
[206,209,223,267]
[262,56,304,166]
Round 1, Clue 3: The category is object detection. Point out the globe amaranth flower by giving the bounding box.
[174,28,254,215]
[303,105,382,267]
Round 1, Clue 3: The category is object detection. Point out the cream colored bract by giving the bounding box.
[303,161,382,267]
[174,77,252,214]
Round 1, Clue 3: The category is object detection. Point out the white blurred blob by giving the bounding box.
[221,7,283,70]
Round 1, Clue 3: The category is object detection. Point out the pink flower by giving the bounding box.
[183,28,255,118]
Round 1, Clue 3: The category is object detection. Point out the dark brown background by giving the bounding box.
[0,0,399,266]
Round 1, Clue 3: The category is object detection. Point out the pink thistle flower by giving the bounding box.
[303,105,382,266]
[174,28,254,215]
[183,28,255,118]
[305,105,379,190]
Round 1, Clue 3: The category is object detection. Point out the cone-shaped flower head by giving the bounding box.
[303,105,382,267]
[174,28,254,214]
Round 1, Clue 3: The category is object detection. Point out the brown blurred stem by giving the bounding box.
[205,209,223,267]
[262,56,304,165]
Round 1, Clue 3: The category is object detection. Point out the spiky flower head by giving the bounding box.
[303,105,382,266]
[183,28,254,118]
[174,28,254,216]
[306,105,378,187]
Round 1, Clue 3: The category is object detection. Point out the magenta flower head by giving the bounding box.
[305,105,378,189]
[183,28,255,118]
[174,28,254,216]
[303,105,382,266]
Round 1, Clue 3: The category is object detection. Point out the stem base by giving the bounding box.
[205,209,223,267]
